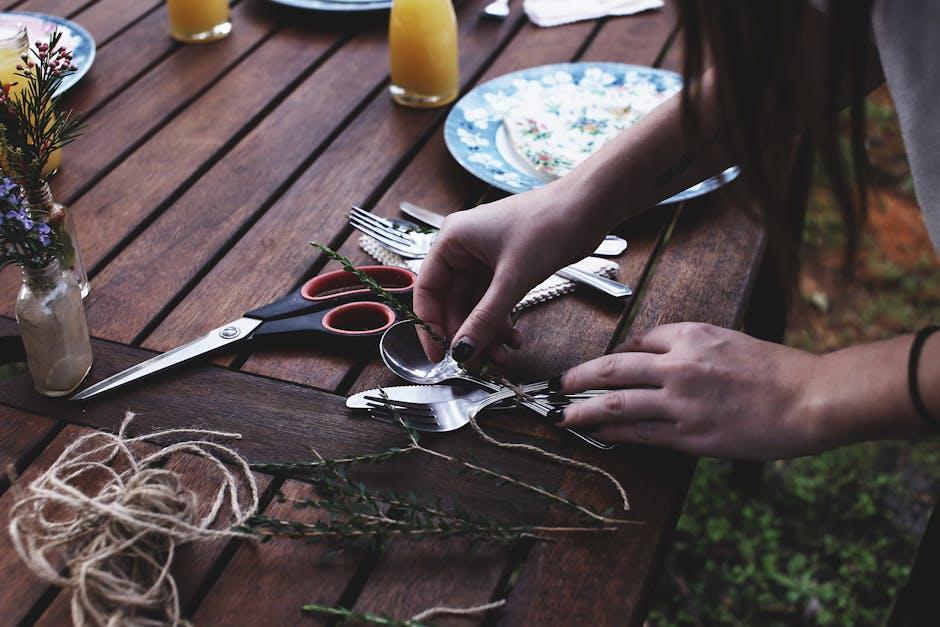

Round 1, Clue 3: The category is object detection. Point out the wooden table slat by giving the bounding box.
[0,424,88,625]
[0,406,60,494]
[191,479,362,625]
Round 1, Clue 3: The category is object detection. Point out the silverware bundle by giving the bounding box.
[348,202,633,298]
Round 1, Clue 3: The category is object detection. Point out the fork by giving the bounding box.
[362,388,615,450]
[349,207,633,298]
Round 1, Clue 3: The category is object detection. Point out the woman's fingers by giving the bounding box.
[554,352,664,393]
[592,421,678,448]
[557,388,673,429]
[614,326,680,355]
[449,269,527,363]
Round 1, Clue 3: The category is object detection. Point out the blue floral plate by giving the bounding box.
[0,12,95,95]
[444,62,739,204]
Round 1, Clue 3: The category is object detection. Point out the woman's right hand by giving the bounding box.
[413,185,607,363]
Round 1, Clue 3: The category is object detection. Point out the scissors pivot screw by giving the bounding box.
[219,326,241,340]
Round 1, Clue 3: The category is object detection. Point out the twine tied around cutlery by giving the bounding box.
[7,413,258,627]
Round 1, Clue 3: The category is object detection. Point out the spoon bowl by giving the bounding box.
[380,320,464,384]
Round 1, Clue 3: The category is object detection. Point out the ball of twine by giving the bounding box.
[8,413,258,627]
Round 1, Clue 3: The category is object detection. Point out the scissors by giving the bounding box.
[71,265,416,401]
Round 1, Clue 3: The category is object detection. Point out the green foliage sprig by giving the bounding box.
[0,31,85,189]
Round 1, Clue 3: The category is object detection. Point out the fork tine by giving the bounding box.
[349,209,413,245]
[349,214,414,247]
[366,407,439,427]
[364,406,435,421]
[349,218,420,256]
[362,395,437,412]
[350,205,407,236]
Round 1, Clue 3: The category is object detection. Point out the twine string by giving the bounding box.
[8,413,258,627]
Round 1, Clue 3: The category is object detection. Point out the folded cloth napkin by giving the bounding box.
[358,235,619,314]
[524,0,664,27]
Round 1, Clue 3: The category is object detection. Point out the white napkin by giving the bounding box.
[524,0,664,27]
[358,235,619,314]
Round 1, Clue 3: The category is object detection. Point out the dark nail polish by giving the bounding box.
[548,373,565,392]
[548,408,566,423]
[451,339,475,363]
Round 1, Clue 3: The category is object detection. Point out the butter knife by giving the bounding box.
[400,201,628,257]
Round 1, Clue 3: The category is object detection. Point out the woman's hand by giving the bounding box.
[414,185,608,363]
[553,322,828,460]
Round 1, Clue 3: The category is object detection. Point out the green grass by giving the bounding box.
[648,444,940,626]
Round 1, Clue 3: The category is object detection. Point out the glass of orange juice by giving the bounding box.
[167,0,232,44]
[389,0,459,108]
[0,23,28,93]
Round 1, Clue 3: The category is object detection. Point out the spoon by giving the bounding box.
[379,321,614,449]
[482,0,510,20]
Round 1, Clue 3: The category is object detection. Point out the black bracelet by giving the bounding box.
[909,325,940,430]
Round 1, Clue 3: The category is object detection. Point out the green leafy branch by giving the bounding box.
[313,242,448,349]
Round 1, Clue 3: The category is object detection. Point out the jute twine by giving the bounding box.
[7,413,258,627]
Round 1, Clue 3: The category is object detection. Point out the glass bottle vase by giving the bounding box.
[16,259,94,397]
[26,181,90,298]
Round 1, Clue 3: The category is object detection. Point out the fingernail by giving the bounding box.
[451,338,475,363]
[548,408,566,423]
[548,372,566,392]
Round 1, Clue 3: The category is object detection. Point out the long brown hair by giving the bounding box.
[676,1,875,279]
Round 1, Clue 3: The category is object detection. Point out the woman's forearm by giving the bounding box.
[805,332,940,449]
[547,68,732,230]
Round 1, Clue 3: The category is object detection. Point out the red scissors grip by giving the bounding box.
[322,301,396,336]
[301,265,415,301]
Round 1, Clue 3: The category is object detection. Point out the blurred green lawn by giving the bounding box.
[648,89,940,625]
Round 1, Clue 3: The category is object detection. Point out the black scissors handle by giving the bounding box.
[250,301,397,342]
[245,265,415,321]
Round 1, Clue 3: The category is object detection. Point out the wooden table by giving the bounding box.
[0,1,765,624]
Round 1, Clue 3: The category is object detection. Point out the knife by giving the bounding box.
[400,201,628,257]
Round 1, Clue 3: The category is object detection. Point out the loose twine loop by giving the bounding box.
[7,413,258,627]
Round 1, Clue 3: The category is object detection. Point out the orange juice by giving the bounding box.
[0,23,28,95]
[389,0,459,108]
[167,0,232,43]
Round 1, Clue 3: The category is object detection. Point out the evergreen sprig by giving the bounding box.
[312,242,448,349]
[0,31,86,189]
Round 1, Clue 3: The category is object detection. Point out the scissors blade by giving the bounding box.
[71,317,263,401]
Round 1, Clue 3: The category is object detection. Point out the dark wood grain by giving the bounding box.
[70,20,343,340]
[0,317,569,522]
[81,0,511,348]
[0,406,59,494]
[500,194,765,626]
[53,0,278,201]
[0,424,86,625]
[0,1,283,312]
[191,479,361,625]
[13,0,162,46]
[68,0,164,45]
[144,0,524,360]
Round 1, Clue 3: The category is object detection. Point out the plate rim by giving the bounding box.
[0,10,96,95]
[266,0,392,11]
[444,61,739,203]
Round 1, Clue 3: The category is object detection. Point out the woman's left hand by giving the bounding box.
[553,322,826,460]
